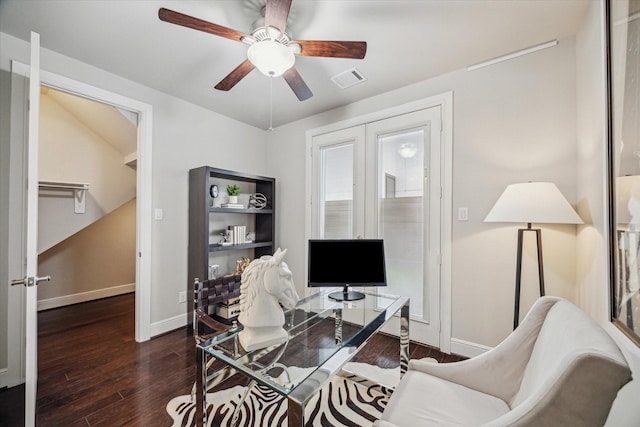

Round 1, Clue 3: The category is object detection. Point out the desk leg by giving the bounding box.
[334,307,343,345]
[196,346,207,427]
[287,396,304,427]
[400,301,410,378]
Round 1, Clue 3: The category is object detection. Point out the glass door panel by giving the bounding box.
[377,130,426,318]
[320,143,353,239]
[311,125,365,240]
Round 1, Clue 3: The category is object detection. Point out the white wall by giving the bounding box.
[38,198,136,308]
[268,36,579,351]
[575,0,609,329]
[0,32,268,330]
[38,93,137,253]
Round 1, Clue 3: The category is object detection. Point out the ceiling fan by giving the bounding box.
[158,0,367,101]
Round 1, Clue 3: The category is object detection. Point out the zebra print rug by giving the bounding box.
[166,362,409,427]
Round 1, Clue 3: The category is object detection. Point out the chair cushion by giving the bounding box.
[379,370,510,426]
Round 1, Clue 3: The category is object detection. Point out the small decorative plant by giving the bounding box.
[226,184,241,196]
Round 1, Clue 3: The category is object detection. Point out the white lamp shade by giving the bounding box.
[484,182,583,225]
[247,40,295,77]
[616,175,640,225]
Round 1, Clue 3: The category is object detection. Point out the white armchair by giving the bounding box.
[374,297,632,427]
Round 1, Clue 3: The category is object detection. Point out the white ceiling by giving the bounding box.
[0,0,590,130]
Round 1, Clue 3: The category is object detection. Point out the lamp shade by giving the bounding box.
[616,175,640,225]
[484,182,583,225]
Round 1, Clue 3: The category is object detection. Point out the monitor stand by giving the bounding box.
[328,285,365,302]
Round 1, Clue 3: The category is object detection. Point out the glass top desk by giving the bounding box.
[195,288,410,427]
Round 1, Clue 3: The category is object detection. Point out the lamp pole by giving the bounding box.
[514,222,545,329]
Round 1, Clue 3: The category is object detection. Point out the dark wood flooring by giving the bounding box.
[0,293,464,426]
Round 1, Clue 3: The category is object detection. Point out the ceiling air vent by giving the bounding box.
[331,67,367,89]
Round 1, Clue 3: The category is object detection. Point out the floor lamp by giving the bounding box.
[485,182,583,329]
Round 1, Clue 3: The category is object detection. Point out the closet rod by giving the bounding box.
[38,180,89,191]
[38,180,89,214]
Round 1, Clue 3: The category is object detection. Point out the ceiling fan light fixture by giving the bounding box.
[398,142,418,159]
[247,40,295,76]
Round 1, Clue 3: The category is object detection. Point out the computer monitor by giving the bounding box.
[307,239,387,301]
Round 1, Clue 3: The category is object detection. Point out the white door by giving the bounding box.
[7,32,46,427]
[310,106,443,347]
[365,108,442,346]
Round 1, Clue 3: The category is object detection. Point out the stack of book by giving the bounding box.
[215,297,240,319]
[227,225,247,244]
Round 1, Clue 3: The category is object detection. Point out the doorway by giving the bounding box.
[37,87,138,312]
[24,65,155,344]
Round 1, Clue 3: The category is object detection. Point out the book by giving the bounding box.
[216,304,241,319]
[221,203,244,209]
[227,225,247,244]
[219,297,240,307]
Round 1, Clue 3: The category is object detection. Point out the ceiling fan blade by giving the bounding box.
[283,67,313,101]
[214,60,255,91]
[158,8,249,43]
[265,0,293,35]
[291,40,367,59]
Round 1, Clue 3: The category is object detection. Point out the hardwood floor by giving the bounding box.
[0,293,464,426]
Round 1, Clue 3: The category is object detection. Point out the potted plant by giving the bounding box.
[226,184,241,204]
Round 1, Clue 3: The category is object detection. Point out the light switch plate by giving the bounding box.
[458,207,469,221]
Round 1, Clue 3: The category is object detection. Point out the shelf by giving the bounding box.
[189,166,275,327]
[208,241,273,252]
[209,207,273,214]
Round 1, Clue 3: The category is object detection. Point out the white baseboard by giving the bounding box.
[450,337,492,358]
[37,283,136,311]
[0,368,16,390]
[150,312,189,337]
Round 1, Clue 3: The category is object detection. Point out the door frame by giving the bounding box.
[304,92,453,352]
[10,61,153,343]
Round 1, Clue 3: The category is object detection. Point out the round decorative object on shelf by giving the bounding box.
[210,184,218,198]
[249,193,267,209]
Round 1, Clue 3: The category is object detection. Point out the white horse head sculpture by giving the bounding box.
[238,248,299,351]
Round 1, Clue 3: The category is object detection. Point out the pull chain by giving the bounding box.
[269,74,274,131]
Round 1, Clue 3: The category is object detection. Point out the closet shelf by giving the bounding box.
[38,180,90,214]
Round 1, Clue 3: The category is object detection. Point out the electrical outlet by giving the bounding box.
[178,291,186,303]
